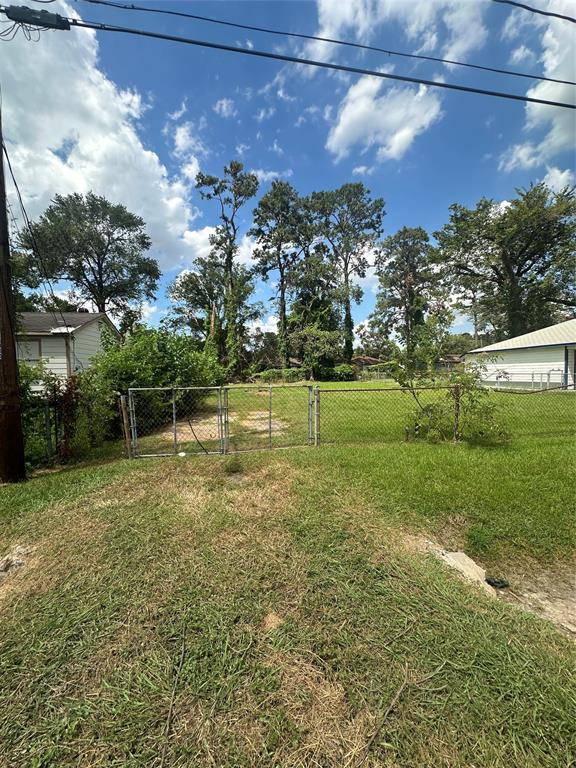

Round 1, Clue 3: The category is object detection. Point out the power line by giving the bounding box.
[490,0,576,24]
[23,13,570,110]
[74,0,576,87]
[2,141,69,330]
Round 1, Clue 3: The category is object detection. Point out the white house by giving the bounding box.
[466,319,576,389]
[16,312,117,379]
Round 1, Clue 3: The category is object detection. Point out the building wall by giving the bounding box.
[72,320,103,372]
[17,335,70,380]
[468,346,568,388]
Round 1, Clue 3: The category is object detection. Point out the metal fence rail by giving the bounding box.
[128,385,315,457]
[127,384,576,458]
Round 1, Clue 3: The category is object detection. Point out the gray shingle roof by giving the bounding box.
[17,312,107,335]
[469,319,576,353]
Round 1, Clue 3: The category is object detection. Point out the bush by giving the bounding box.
[407,384,509,446]
[84,328,226,437]
[87,328,225,393]
[255,367,308,383]
[332,364,356,382]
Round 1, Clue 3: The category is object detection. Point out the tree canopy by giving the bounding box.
[196,161,260,375]
[434,183,576,339]
[19,192,159,319]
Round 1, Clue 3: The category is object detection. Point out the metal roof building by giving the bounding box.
[467,319,576,389]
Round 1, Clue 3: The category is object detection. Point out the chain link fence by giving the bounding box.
[127,384,576,457]
[128,385,314,457]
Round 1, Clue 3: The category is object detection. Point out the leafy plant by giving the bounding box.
[406,367,509,446]
[331,364,356,381]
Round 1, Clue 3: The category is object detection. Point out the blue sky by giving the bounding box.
[3,0,575,335]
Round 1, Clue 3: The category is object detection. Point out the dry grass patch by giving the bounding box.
[264,651,377,768]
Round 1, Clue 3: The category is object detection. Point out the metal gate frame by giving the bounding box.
[128,385,316,458]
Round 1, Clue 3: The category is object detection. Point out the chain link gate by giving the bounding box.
[128,385,315,457]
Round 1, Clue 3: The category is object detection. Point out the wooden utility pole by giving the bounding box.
[0,110,26,482]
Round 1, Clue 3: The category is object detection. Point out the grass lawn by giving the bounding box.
[1,417,575,766]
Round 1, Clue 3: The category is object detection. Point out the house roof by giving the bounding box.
[469,319,576,354]
[17,312,113,335]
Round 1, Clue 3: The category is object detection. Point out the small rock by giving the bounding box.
[486,575,510,589]
[0,545,34,578]
[431,548,496,596]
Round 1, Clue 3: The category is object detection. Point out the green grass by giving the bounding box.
[0,434,575,767]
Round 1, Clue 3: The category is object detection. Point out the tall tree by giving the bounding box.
[167,258,226,353]
[19,192,158,317]
[355,316,397,360]
[196,161,259,374]
[310,183,385,362]
[434,183,576,339]
[250,180,303,368]
[374,226,437,359]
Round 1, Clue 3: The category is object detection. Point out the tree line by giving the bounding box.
[13,160,576,378]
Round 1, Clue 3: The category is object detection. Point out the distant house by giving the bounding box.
[466,319,576,389]
[436,354,463,372]
[16,312,118,379]
[351,355,381,370]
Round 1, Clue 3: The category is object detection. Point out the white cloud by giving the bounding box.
[254,106,276,122]
[498,143,541,172]
[277,87,296,102]
[509,45,536,65]
[236,143,250,157]
[304,0,488,68]
[237,234,258,265]
[248,314,278,336]
[294,105,320,127]
[167,99,187,121]
[250,168,294,183]
[171,121,208,157]
[356,264,379,295]
[2,0,201,271]
[181,156,201,182]
[213,98,238,118]
[183,226,216,261]
[499,2,576,173]
[270,139,284,156]
[352,165,374,176]
[542,165,575,192]
[140,301,159,321]
[326,75,443,162]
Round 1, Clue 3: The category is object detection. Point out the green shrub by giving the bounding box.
[407,384,509,446]
[332,364,356,382]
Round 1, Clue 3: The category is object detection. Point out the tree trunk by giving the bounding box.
[278,279,289,369]
[506,280,525,338]
[343,279,354,364]
[224,246,239,375]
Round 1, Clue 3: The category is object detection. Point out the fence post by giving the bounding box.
[314,386,320,447]
[217,387,223,454]
[119,395,132,459]
[223,387,230,454]
[127,389,139,456]
[268,385,273,450]
[172,388,178,454]
[43,402,53,460]
[307,386,313,446]
[452,384,461,443]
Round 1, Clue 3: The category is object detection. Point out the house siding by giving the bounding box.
[72,321,103,372]
[18,335,69,378]
[468,346,568,388]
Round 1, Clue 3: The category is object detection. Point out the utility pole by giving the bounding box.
[0,109,26,482]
